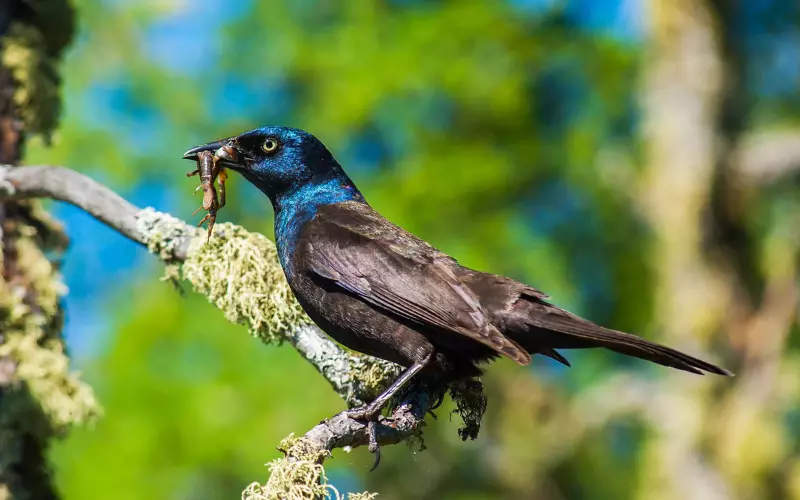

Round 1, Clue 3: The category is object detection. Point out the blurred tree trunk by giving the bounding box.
[0,2,97,499]
[638,2,729,498]
[639,1,798,499]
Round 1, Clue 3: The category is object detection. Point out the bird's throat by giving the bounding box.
[273,176,365,271]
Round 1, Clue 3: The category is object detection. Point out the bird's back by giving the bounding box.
[286,200,729,377]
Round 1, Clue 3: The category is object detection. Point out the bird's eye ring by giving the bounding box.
[262,137,280,154]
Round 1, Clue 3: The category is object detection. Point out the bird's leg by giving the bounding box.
[343,351,433,471]
[345,353,432,420]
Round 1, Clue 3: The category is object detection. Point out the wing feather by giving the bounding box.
[300,203,531,365]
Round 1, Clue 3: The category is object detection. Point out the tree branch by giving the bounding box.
[734,129,800,184]
[0,165,188,258]
[0,164,437,495]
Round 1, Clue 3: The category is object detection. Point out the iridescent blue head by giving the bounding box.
[183,126,365,210]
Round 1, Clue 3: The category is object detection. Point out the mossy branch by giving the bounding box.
[1,164,461,499]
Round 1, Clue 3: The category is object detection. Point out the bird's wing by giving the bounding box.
[297,202,531,365]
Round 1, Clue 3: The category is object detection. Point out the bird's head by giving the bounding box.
[184,126,359,205]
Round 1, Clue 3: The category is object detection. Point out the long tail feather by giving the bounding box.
[523,310,732,376]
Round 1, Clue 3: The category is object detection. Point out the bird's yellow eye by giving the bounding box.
[262,137,279,154]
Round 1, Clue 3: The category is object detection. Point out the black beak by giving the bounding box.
[183,141,224,160]
[183,138,246,170]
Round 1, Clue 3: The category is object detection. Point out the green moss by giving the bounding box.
[183,222,314,342]
[346,493,378,500]
[135,210,433,498]
[135,207,192,262]
[136,208,401,406]
[242,434,376,500]
[0,331,98,433]
[136,208,314,343]
[0,23,61,141]
[343,355,402,408]
[0,204,99,498]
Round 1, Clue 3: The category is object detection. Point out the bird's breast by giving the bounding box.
[273,206,316,277]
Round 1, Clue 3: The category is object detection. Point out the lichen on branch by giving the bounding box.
[134,208,403,407]
[184,222,313,343]
[136,208,311,341]
[131,205,493,499]
[242,434,377,500]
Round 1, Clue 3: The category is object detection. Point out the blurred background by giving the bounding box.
[22,0,800,498]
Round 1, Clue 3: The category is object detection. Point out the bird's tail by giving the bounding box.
[515,307,732,376]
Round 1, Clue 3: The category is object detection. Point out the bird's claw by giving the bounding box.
[342,406,383,471]
[430,391,446,411]
[342,407,372,421]
[367,420,381,472]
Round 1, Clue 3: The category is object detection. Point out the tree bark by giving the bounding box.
[0,2,97,499]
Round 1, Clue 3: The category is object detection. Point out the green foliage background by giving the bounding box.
[22,0,800,498]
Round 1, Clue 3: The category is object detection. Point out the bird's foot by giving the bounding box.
[342,403,379,421]
[430,391,446,411]
[342,404,383,472]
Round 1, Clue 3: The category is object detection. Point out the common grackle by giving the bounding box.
[184,127,732,460]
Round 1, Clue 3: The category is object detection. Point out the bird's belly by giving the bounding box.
[291,277,434,368]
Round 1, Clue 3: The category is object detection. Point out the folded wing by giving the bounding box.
[297,202,531,365]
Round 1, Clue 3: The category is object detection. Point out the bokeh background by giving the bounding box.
[22,0,800,498]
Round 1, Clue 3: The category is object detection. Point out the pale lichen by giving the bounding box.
[182,222,313,343]
[0,23,60,140]
[136,209,401,405]
[242,435,376,500]
[0,2,94,497]
[340,354,402,408]
[0,0,74,141]
[136,209,313,342]
[135,210,422,499]
[0,202,99,497]
[135,207,191,261]
[0,331,98,433]
[0,210,100,436]
[346,493,378,500]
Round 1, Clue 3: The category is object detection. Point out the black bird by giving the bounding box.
[184,126,732,447]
